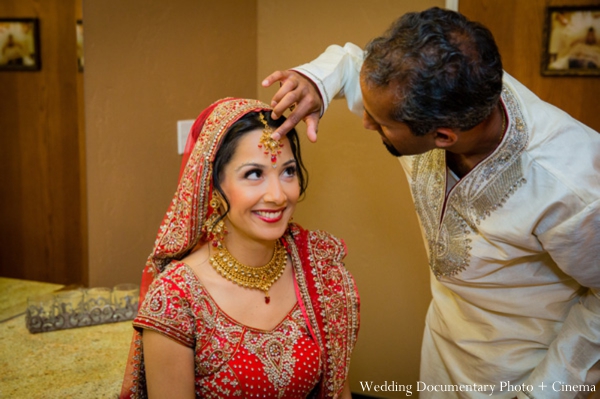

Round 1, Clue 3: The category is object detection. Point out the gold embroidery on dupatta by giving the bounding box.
[299,229,359,398]
[411,86,529,278]
[285,228,325,352]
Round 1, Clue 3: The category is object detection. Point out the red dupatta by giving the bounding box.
[286,225,360,398]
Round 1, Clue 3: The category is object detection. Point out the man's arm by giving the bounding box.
[262,42,365,141]
[518,199,600,399]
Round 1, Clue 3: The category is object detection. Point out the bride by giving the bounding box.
[120,98,360,399]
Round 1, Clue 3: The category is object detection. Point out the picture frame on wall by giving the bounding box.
[542,6,600,76]
[76,20,83,72]
[0,18,41,71]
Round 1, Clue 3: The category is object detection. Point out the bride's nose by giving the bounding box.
[263,176,286,204]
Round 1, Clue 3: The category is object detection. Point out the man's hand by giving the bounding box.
[262,70,323,142]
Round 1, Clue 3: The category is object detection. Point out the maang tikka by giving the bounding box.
[203,194,227,248]
[258,112,283,167]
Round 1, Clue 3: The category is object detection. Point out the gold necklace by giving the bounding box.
[209,240,287,304]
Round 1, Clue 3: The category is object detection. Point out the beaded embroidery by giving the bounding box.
[410,85,529,278]
[135,263,322,399]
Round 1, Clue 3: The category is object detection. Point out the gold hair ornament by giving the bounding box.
[258,112,283,167]
[210,240,287,304]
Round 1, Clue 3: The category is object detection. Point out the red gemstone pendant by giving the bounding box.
[265,295,270,304]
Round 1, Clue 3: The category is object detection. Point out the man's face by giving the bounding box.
[360,74,436,157]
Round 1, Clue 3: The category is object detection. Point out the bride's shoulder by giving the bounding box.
[286,223,347,262]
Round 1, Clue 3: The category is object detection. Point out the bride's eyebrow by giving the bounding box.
[235,162,265,172]
[235,158,296,172]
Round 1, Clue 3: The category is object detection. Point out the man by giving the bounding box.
[262,7,600,399]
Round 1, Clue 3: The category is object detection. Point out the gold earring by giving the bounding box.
[203,194,227,248]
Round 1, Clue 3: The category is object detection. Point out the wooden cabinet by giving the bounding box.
[0,0,87,285]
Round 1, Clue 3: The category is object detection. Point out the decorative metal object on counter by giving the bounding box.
[25,283,139,333]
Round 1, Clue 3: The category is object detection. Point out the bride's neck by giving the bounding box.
[219,236,278,267]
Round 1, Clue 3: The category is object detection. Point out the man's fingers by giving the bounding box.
[271,88,299,119]
[268,75,299,119]
[263,69,322,143]
[261,70,285,87]
[272,118,299,139]
[272,108,320,142]
[305,114,320,143]
[274,101,309,136]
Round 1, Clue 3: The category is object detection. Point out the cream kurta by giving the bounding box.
[293,43,600,399]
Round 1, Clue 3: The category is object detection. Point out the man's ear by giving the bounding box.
[433,127,458,148]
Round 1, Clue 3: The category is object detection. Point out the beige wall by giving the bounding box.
[85,0,439,397]
[84,0,258,286]
[256,1,440,395]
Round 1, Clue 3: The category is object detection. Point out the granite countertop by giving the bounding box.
[0,278,134,399]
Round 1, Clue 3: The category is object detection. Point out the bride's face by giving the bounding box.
[219,129,299,246]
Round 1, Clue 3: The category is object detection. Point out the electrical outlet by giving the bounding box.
[177,120,194,155]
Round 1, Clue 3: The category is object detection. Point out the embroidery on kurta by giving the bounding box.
[410,85,529,278]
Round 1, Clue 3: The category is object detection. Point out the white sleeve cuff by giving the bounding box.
[291,42,364,117]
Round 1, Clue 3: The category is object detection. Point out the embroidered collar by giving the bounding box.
[410,84,529,278]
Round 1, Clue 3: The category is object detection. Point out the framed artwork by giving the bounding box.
[542,6,600,76]
[0,18,41,71]
[76,20,83,72]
